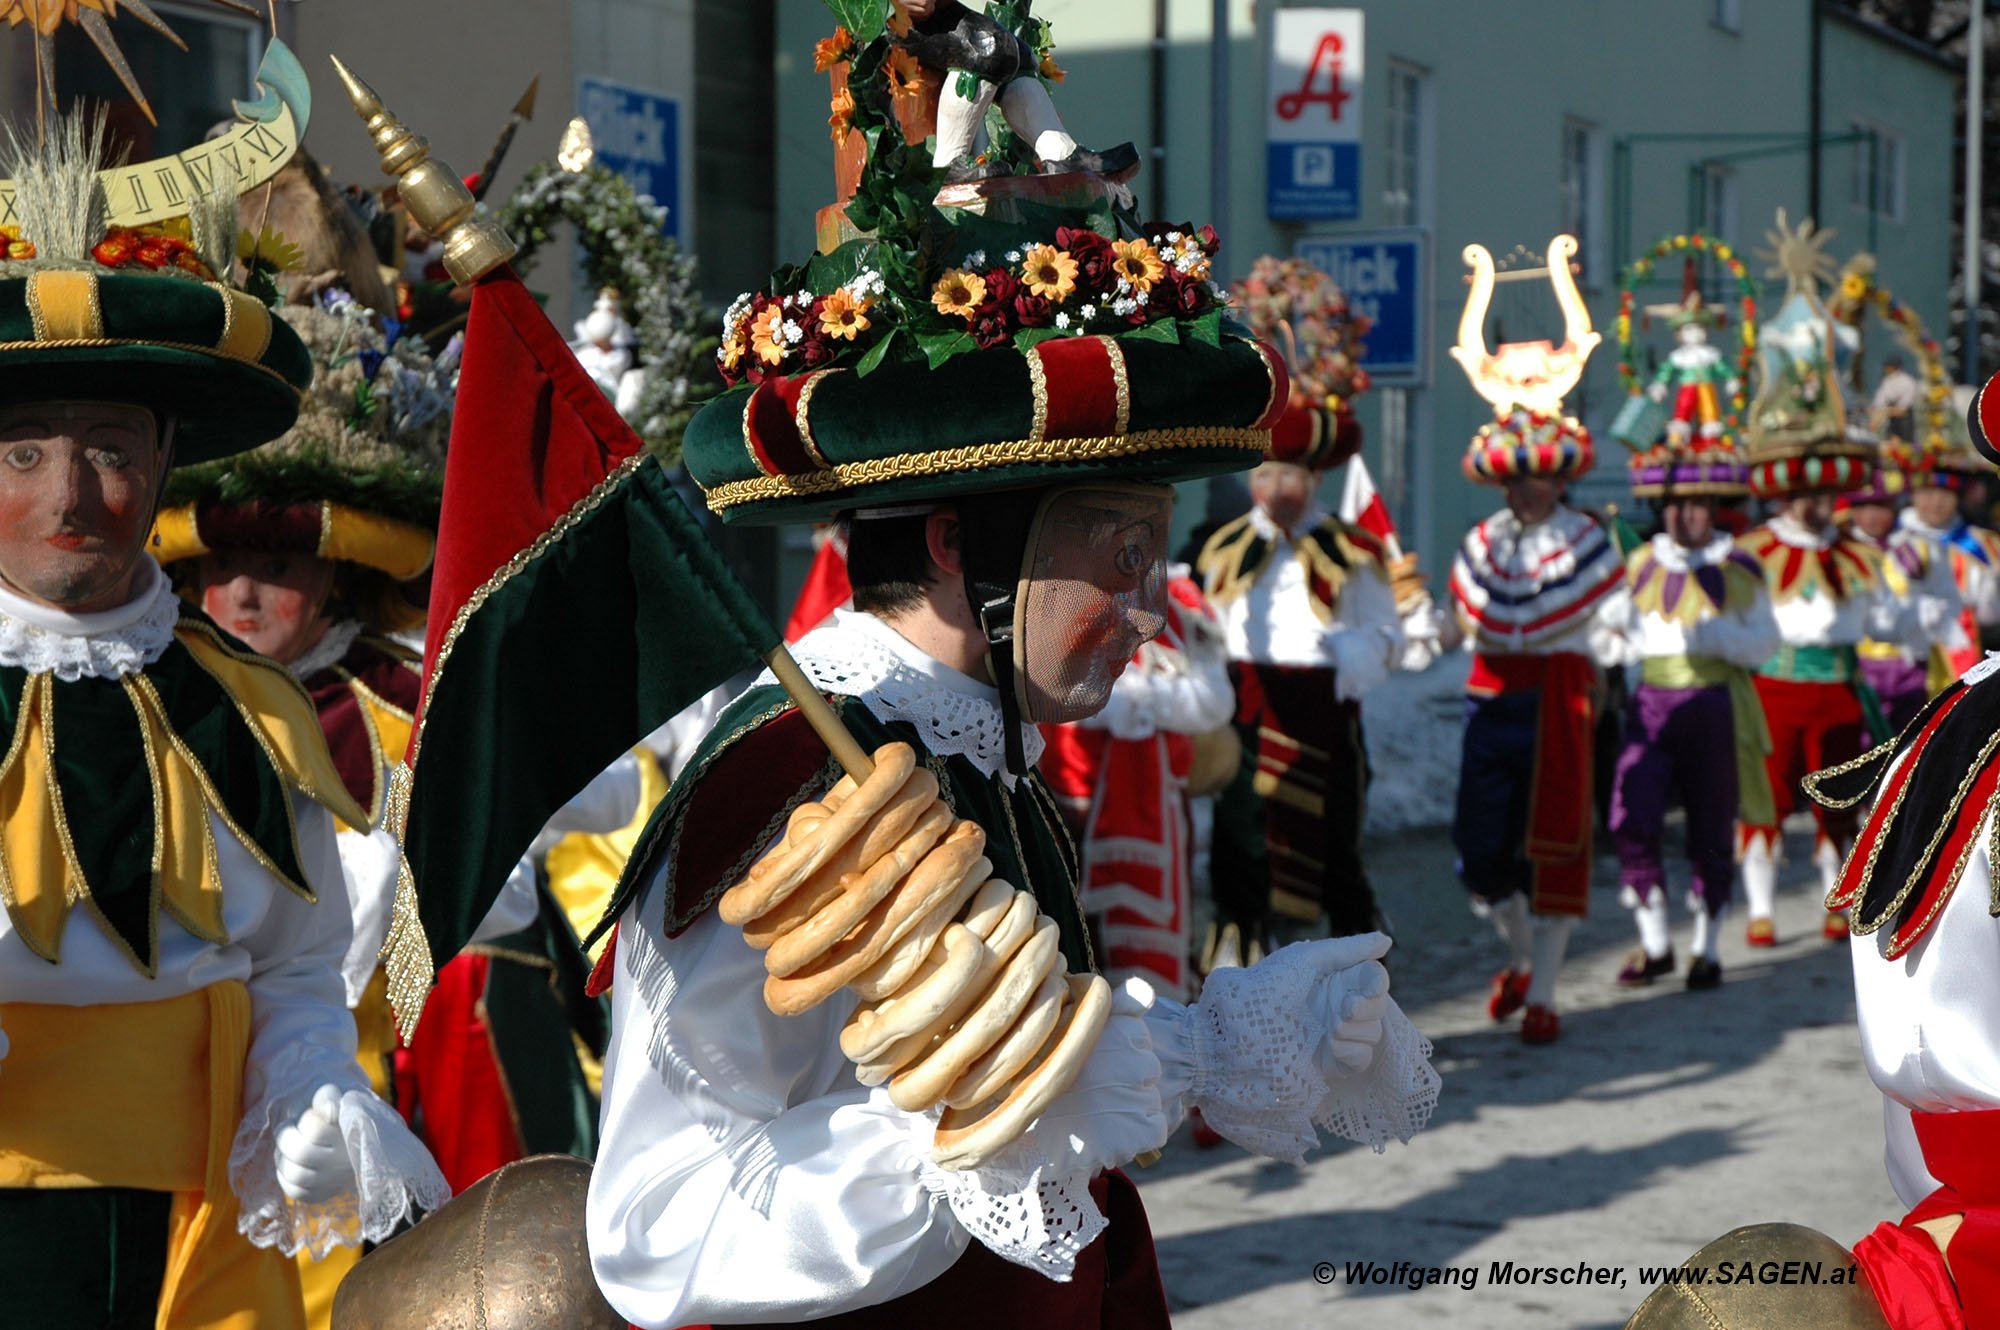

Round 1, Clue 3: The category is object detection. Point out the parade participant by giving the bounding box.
[1735,215,1948,947]
[1898,442,2000,680]
[574,12,1439,1324]
[0,109,446,1326]
[1041,570,1233,1003]
[1870,351,1921,444]
[1607,417,1779,991]
[1445,236,1629,1046]
[1845,441,1962,734]
[1198,253,1398,953]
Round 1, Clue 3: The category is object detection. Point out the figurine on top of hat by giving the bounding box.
[587,7,1437,1325]
[1442,234,1633,1046]
[1732,212,1951,950]
[1193,253,1404,954]
[0,24,445,1328]
[1602,240,1779,995]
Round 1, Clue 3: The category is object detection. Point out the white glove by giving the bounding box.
[1009,979,1170,1177]
[275,1085,355,1205]
[1312,955,1390,1078]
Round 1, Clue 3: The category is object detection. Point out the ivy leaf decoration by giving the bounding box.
[824,0,890,46]
[855,326,901,377]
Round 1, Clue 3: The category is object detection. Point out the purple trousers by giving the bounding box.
[1609,682,1738,915]
[1858,655,1928,740]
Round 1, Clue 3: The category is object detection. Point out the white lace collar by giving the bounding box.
[1248,501,1329,544]
[287,618,365,682]
[0,560,181,681]
[774,609,1043,783]
[1767,513,1836,551]
[1897,508,1958,543]
[1647,531,1736,571]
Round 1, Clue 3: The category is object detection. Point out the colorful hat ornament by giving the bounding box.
[1612,249,1751,500]
[1843,438,1920,506]
[0,45,317,465]
[680,2,1287,525]
[1231,254,1370,471]
[1744,213,1875,499]
[1449,235,1601,484]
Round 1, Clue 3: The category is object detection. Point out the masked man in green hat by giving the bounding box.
[584,11,1438,1326]
[0,124,446,1329]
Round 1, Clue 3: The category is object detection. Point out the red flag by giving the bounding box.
[1337,454,1403,558]
[386,268,779,1023]
[784,534,852,643]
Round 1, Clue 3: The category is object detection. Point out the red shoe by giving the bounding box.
[1822,911,1850,941]
[1487,968,1531,1022]
[1520,1004,1560,1045]
[1745,917,1777,948]
[1189,1107,1225,1149]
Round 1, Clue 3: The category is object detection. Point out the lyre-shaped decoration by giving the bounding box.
[1449,234,1602,414]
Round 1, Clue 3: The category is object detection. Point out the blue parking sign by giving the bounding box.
[1268,10,1363,222]
[1293,230,1430,385]
[577,76,681,238]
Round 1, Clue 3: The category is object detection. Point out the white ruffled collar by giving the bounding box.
[287,618,364,681]
[0,560,181,681]
[1767,513,1836,551]
[775,609,1043,783]
[1646,531,1736,571]
[1897,509,1959,543]
[1248,501,1330,544]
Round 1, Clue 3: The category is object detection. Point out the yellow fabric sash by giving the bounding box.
[0,982,305,1330]
[1637,654,1775,828]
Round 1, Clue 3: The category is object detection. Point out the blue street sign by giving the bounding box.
[1267,142,1361,222]
[1293,229,1430,385]
[577,76,681,238]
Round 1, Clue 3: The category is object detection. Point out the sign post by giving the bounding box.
[1267,9,1364,222]
[576,76,683,238]
[1293,229,1430,385]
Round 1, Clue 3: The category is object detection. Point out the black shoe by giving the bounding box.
[1040,142,1141,180]
[1615,945,1675,987]
[942,155,1012,185]
[896,12,1025,84]
[1686,957,1723,991]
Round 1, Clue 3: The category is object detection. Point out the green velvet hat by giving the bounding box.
[0,115,311,466]
[681,3,1287,525]
[0,269,312,464]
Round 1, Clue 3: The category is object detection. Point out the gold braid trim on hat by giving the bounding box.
[701,426,1270,512]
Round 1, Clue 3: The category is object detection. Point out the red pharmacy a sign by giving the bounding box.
[1268,9,1364,221]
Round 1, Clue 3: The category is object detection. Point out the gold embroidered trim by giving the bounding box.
[316,500,335,557]
[1842,722,2000,944]
[703,427,1268,511]
[209,283,273,363]
[793,369,838,470]
[1101,336,1132,436]
[1250,339,1287,425]
[1024,344,1051,442]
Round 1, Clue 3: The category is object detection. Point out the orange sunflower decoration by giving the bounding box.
[5,0,266,126]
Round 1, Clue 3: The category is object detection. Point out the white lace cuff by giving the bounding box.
[232,1082,451,1259]
[900,1105,1106,1283]
[1153,948,1440,1164]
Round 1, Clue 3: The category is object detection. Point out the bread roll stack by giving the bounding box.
[718,742,1112,1170]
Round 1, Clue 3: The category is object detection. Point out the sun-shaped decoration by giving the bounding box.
[1757,208,1839,300]
[4,0,266,126]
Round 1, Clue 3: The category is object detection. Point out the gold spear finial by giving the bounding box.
[329,52,516,285]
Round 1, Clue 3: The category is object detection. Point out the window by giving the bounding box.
[1383,61,1428,227]
[46,1,262,164]
[1559,118,1603,284]
[1701,161,1737,247]
[1851,121,1906,222]
[1713,0,1741,32]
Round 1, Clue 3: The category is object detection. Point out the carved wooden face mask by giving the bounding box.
[1009,483,1172,725]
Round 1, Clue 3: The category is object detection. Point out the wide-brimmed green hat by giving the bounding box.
[684,328,1285,525]
[0,267,311,464]
[680,10,1287,525]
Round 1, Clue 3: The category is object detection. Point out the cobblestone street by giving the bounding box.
[1135,827,1897,1329]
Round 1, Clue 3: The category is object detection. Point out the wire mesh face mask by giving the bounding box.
[1009,483,1173,726]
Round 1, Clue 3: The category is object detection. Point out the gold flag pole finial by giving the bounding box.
[329,52,516,286]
